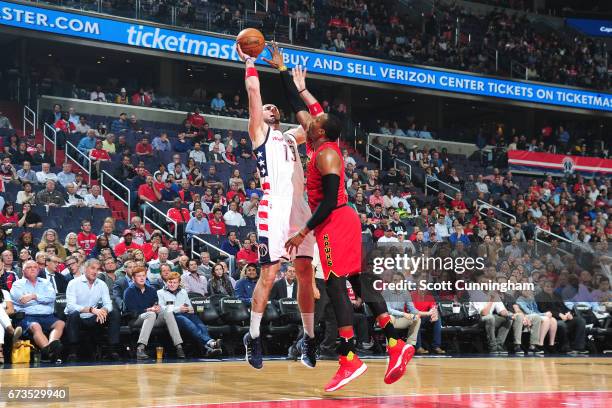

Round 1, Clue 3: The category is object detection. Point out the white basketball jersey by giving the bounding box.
[254,127,298,198]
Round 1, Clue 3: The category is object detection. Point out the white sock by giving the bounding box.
[249,311,263,338]
[301,313,315,338]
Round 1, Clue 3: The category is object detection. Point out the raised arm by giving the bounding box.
[237,44,267,149]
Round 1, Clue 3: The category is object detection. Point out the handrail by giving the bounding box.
[366,143,383,170]
[23,105,36,138]
[64,141,92,178]
[100,170,131,224]
[42,123,57,164]
[143,202,177,240]
[424,175,459,199]
[477,200,517,221]
[190,234,235,276]
[534,227,573,257]
[394,158,412,181]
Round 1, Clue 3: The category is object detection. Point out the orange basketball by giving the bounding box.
[237,28,266,58]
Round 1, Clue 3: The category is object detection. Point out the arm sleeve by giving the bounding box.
[306,174,340,231]
[65,281,83,314]
[279,70,308,114]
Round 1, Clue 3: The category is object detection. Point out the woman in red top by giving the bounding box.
[0,202,19,227]
[412,286,445,354]
[90,140,110,178]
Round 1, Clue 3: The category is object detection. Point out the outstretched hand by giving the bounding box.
[235,43,250,62]
[262,41,284,69]
[292,65,308,92]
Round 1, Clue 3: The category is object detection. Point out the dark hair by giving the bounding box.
[321,114,342,141]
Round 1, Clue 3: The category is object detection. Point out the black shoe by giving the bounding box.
[243,333,263,369]
[287,342,299,361]
[300,336,317,368]
[176,345,186,359]
[47,340,63,361]
[136,345,149,360]
[204,346,222,358]
[513,345,523,354]
[529,345,544,355]
[108,352,121,360]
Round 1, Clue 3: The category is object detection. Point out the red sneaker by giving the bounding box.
[324,354,368,392]
[384,339,415,384]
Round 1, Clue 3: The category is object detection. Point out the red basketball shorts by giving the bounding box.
[314,205,362,280]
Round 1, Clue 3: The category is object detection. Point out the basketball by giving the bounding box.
[237,28,265,58]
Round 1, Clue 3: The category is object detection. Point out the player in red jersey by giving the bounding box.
[285,66,415,392]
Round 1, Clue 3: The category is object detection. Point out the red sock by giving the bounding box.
[338,327,354,340]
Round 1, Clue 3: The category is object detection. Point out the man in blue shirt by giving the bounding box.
[10,260,64,361]
[152,133,172,152]
[64,259,120,361]
[111,113,129,134]
[235,263,258,306]
[77,129,97,154]
[210,92,226,112]
[221,231,240,256]
[185,208,211,240]
[123,266,185,360]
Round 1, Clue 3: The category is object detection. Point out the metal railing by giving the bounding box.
[42,123,58,164]
[366,143,383,170]
[23,105,36,138]
[190,234,235,275]
[143,202,177,240]
[64,141,92,179]
[100,170,131,224]
[394,158,412,181]
[476,200,516,228]
[424,175,459,199]
[534,227,575,257]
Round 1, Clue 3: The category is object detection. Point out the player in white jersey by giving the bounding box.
[237,42,317,370]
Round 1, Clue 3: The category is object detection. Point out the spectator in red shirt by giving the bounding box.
[236,237,258,266]
[114,230,143,257]
[131,88,152,106]
[188,107,206,129]
[208,208,226,236]
[167,197,191,242]
[77,220,97,255]
[54,111,75,149]
[89,139,111,178]
[135,136,153,157]
[413,287,444,355]
[450,192,468,215]
[0,202,19,227]
[129,216,149,246]
[138,175,161,213]
[142,232,163,262]
[226,182,246,203]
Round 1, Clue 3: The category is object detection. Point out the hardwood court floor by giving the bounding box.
[0,357,611,407]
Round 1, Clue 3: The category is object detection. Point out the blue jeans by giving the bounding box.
[174,313,212,347]
[416,315,442,349]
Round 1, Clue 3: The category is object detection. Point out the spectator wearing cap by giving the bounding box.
[123,266,185,360]
[111,113,129,134]
[377,228,399,243]
[115,88,129,104]
[135,136,153,157]
[65,258,120,361]
[36,180,65,207]
[113,230,143,257]
[11,260,64,362]
[36,163,58,184]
